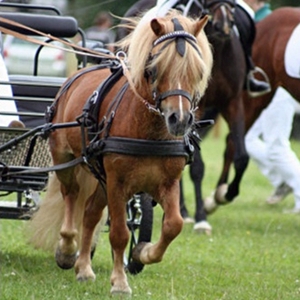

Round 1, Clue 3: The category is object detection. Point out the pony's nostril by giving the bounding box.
[168,112,179,125]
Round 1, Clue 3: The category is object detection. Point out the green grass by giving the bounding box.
[1,119,300,299]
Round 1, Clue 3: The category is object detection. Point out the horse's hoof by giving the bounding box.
[193,221,212,235]
[132,242,154,264]
[55,248,78,270]
[131,242,148,263]
[204,193,218,214]
[183,216,195,224]
[110,285,132,296]
[76,272,96,282]
[75,262,96,282]
[215,184,228,203]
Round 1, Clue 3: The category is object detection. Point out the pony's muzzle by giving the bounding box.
[167,110,194,137]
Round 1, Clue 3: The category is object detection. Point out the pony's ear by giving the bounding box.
[151,18,166,36]
[194,15,208,36]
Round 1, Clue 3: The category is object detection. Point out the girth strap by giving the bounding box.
[88,136,194,163]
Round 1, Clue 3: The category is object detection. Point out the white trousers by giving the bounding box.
[0,54,18,126]
[245,87,300,208]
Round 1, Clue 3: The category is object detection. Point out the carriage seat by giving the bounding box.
[9,75,65,98]
[0,12,78,38]
[8,75,66,128]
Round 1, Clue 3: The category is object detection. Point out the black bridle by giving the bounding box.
[145,18,202,112]
[174,0,236,16]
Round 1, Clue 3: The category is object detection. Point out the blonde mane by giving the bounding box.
[117,10,213,101]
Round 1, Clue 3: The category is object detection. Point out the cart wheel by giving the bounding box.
[124,193,153,275]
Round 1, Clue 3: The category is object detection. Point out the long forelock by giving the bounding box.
[149,15,211,99]
[117,12,212,99]
[150,39,207,98]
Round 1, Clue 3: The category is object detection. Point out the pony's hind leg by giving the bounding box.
[75,182,107,281]
[55,168,81,269]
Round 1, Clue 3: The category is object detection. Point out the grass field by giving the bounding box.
[1,119,300,300]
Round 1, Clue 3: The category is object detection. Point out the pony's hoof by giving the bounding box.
[76,272,96,282]
[193,221,212,235]
[131,242,148,263]
[55,248,78,270]
[204,193,218,214]
[75,263,96,282]
[132,242,154,264]
[215,184,228,203]
[110,285,132,296]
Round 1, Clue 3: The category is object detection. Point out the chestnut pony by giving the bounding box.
[118,0,248,234]
[29,11,212,295]
[205,7,300,213]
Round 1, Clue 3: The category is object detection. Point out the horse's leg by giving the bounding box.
[132,181,183,265]
[190,149,212,234]
[55,167,81,269]
[221,132,249,201]
[179,179,191,220]
[75,182,107,281]
[107,181,131,295]
[205,99,249,213]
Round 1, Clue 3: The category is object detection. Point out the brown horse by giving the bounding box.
[29,11,213,295]
[204,7,300,212]
[245,6,300,129]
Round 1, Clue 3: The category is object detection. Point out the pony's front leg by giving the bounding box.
[133,182,183,264]
[75,183,107,282]
[55,171,80,270]
[108,187,131,295]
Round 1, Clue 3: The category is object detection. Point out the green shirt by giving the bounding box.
[255,3,272,22]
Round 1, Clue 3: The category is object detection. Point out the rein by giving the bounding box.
[0,17,116,61]
[0,16,161,115]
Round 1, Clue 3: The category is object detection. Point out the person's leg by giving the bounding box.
[235,4,271,97]
[245,109,282,187]
[0,54,19,126]
[262,87,300,211]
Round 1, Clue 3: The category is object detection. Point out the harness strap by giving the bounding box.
[172,18,187,57]
[1,156,84,178]
[46,63,114,123]
[88,136,194,164]
[79,64,124,141]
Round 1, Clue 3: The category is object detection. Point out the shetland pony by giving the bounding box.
[118,0,248,234]
[29,11,213,295]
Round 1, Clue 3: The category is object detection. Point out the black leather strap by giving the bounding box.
[88,136,194,162]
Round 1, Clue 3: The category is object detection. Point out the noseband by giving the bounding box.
[145,18,202,113]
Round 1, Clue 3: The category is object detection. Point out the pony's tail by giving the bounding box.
[27,168,107,252]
